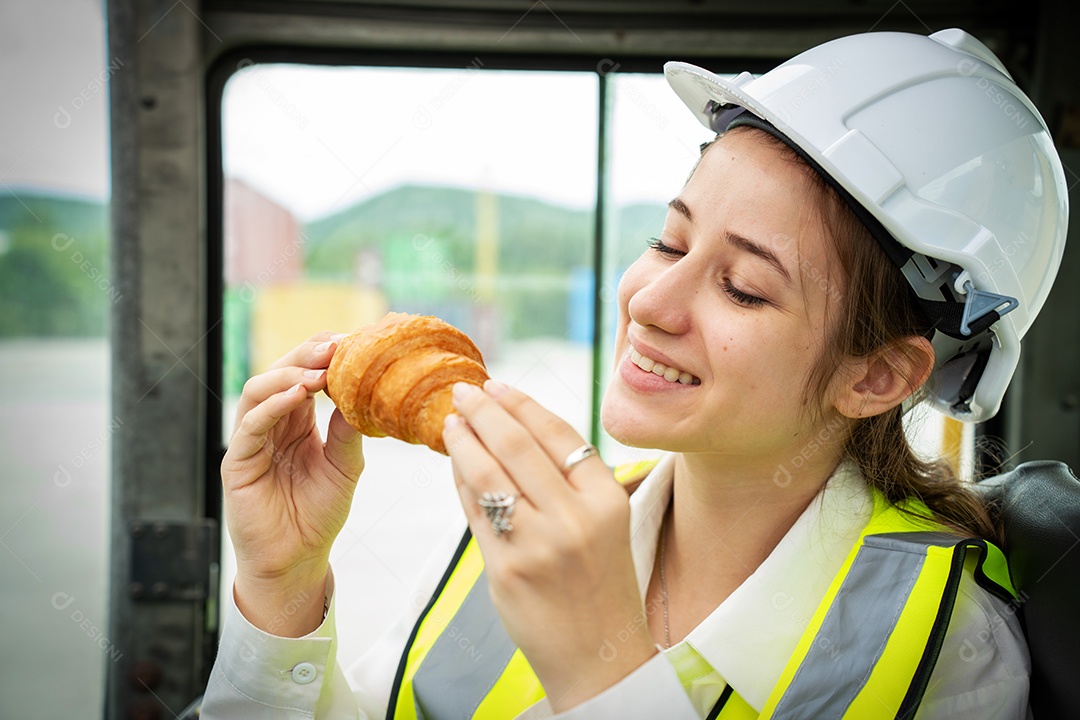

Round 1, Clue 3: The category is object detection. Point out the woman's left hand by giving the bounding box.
[443,380,658,712]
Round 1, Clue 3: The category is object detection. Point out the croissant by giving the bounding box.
[326,312,489,454]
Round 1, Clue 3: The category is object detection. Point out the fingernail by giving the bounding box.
[314,341,332,354]
[484,379,508,397]
[444,413,464,429]
[452,382,478,403]
[331,333,347,343]
[303,369,325,380]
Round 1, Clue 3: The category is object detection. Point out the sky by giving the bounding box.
[1,0,111,202]
[223,64,714,220]
[0,0,715,219]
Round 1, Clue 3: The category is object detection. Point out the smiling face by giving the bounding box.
[601,128,849,462]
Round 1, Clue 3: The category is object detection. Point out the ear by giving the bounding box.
[832,336,935,419]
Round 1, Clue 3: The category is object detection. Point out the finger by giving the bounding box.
[443,412,533,539]
[225,383,309,484]
[324,408,364,481]
[234,366,330,433]
[266,332,346,372]
[449,383,567,509]
[483,380,608,491]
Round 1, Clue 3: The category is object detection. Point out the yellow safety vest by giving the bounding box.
[386,462,1016,719]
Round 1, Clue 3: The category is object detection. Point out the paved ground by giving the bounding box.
[0,337,610,717]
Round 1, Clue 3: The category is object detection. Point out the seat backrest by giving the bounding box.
[975,460,1080,718]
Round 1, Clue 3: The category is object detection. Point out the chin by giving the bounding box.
[601,399,642,447]
[601,384,663,448]
[601,403,682,452]
[602,423,648,449]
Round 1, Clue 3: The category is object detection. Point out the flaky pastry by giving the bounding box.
[327,312,489,454]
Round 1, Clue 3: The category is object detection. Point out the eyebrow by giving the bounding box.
[667,197,793,285]
[668,197,693,222]
[725,231,793,285]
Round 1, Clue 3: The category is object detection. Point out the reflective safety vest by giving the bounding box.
[386,462,1016,719]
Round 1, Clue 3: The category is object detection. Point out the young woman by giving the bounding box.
[201,29,1066,719]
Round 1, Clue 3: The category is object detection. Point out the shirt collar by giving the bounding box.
[627,454,873,711]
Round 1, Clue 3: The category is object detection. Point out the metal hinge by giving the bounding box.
[129,520,218,602]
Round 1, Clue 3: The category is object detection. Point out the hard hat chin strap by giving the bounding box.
[917,289,1017,341]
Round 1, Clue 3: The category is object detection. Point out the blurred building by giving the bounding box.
[224,178,303,287]
[223,179,387,389]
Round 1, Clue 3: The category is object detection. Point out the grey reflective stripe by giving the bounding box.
[866,531,964,553]
[412,571,518,720]
[769,532,960,719]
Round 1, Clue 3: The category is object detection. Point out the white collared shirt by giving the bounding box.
[201,455,1031,719]
[618,455,1030,718]
[626,454,876,713]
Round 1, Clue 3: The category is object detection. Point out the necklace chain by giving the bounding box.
[659,505,671,648]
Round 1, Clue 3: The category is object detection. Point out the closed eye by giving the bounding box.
[722,279,767,308]
[650,237,769,308]
[649,237,684,257]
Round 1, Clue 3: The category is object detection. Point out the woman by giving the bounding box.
[202,29,1066,719]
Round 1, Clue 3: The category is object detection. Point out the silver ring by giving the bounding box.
[478,491,519,537]
[562,443,599,473]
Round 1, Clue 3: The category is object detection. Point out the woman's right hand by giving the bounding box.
[222,332,365,636]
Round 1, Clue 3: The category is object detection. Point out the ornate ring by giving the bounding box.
[562,443,599,473]
[478,491,519,537]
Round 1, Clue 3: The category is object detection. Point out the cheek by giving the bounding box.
[703,317,819,399]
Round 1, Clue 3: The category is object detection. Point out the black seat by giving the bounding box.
[975,460,1080,718]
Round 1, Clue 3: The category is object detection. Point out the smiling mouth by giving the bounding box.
[627,346,701,385]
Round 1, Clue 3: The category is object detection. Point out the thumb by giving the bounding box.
[325,408,364,480]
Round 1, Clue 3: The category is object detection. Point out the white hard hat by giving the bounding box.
[665,29,1068,422]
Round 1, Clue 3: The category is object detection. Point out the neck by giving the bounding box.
[675,446,839,529]
[670,448,844,567]
[650,446,845,646]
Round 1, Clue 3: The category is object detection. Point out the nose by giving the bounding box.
[624,257,697,336]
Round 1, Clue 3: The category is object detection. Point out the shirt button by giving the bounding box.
[291,662,317,684]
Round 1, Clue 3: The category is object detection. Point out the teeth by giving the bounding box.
[628,346,700,385]
[637,352,654,371]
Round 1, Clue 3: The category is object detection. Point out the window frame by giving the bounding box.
[204,46,763,520]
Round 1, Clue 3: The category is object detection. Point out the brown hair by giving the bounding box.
[713,127,1001,544]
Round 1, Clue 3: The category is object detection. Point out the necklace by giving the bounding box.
[659,504,672,648]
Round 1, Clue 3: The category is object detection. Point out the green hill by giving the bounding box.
[613,201,669,268]
[303,183,666,279]
[0,192,109,337]
[0,185,666,338]
[300,184,666,340]
[305,185,589,279]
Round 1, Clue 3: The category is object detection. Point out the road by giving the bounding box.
[0,337,619,718]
